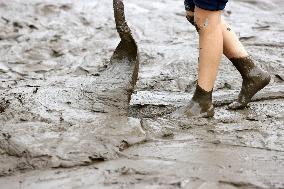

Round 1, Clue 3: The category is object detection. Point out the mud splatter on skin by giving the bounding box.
[203,18,209,28]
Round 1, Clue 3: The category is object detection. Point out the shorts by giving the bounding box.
[184,0,228,11]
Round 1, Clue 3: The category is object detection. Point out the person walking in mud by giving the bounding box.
[174,0,271,117]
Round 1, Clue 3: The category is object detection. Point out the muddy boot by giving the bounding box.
[228,56,271,109]
[172,85,214,118]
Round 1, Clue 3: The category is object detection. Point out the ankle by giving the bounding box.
[230,56,270,81]
[192,84,213,104]
[230,56,256,79]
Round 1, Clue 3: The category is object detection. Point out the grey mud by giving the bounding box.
[0,0,284,189]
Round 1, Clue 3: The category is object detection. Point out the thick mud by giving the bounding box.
[0,0,145,176]
[0,0,284,188]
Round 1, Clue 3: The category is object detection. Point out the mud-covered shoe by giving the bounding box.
[171,85,214,118]
[228,56,271,110]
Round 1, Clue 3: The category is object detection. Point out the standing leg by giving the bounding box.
[194,7,223,92]
[182,7,223,118]
[172,0,228,118]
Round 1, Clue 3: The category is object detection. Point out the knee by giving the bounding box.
[194,7,222,32]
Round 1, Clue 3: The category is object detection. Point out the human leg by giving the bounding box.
[174,0,227,118]
[194,6,223,92]
[185,8,271,109]
[183,6,224,118]
[221,20,271,109]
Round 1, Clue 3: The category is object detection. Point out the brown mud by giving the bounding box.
[0,0,284,188]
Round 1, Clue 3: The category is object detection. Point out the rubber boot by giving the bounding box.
[228,56,271,109]
[171,85,214,118]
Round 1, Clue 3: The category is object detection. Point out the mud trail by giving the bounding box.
[0,0,284,189]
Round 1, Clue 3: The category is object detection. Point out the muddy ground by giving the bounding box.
[0,0,284,188]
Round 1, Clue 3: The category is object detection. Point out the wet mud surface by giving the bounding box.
[0,0,284,188]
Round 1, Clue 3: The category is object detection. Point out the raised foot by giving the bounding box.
[228,68,271,110]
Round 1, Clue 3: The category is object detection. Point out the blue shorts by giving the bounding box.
[184,0,228,11]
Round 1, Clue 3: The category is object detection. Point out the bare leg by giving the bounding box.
[222,19,248,58]
[173,7,223,118]
[187,11,248,59]
[186,10,271,109]
[194,7,223,92]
